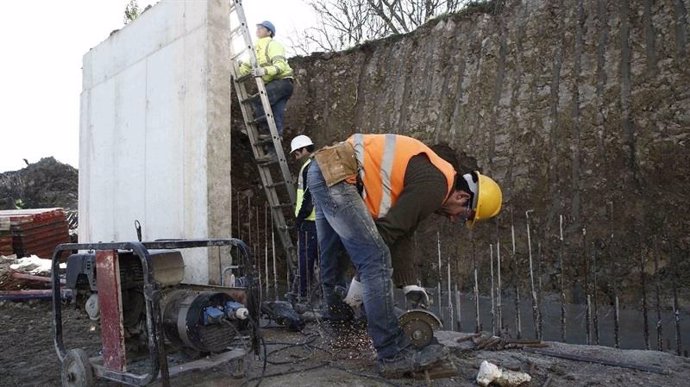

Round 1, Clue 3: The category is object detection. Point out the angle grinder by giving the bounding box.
[398,308,443,348]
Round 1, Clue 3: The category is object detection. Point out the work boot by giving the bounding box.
[378,344,449,379]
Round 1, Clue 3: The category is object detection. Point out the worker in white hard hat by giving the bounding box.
[290,135,318,299]
[307,134,503,378]
[239,20,294,137]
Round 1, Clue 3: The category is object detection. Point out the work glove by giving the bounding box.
[252,66,267,77]
[403,285,430,308]
[343,277,364,309]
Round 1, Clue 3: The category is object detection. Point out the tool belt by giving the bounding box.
[313,141,358,187]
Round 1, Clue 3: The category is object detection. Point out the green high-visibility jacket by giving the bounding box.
[295,158,316,221]
[239,37,293,83]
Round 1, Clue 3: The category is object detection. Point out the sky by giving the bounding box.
[0,0,315,173]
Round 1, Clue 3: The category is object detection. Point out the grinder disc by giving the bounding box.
[398,309,443,348]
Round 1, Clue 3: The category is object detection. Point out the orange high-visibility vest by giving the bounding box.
[347,134,456,219]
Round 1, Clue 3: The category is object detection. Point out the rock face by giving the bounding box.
[274,0,689,305]
[0,157,78,211]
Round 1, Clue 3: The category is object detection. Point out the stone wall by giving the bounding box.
[283,0,690,304]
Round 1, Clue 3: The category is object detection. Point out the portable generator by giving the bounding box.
[51,239,260,387]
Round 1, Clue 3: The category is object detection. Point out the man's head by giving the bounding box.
[256,21,275,38]
[440,171,503,226]
[290,135,314,160]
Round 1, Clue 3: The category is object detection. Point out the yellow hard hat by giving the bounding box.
[464,171,503,228]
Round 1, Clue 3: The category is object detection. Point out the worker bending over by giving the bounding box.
[307,133,502,378]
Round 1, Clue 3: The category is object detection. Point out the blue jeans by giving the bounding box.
[252,78,293,136]
[307,160,408,360]
[297,221,318,297]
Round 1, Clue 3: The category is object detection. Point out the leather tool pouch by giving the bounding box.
[313,141,358,187]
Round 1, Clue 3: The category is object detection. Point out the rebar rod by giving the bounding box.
[586,294,592,345]
[447,263,454,330]
[614,293,620,348]
[641,251,650,350]
[473,235,480,333]
[437,231,443,315]
[272,221,278,301]
[496,238,503,333]
[559,214,567,342]
[537,241,544,340]
[237,191,241,240]
[264,203,269,297]
[247,195,251,248]
[474,266,480,334]
[511,220,522,339]
[490,244,496,335]
[525,209,540,340]
[455,283,462,331]
[583,227,591,345]
[671,240,683,356]
[593,248,599,345]
[654,238,663,351]
[255,204,260,262]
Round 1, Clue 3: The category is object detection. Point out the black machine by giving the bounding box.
[51,239,261,387]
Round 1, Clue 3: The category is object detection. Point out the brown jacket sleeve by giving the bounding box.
[375,154,449,286]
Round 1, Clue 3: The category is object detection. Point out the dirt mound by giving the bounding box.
[0,157,77,210]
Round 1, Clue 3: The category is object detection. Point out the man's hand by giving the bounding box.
[252,66,267,77]
[403,285,430,308]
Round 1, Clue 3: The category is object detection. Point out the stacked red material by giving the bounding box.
[0,208,70,258]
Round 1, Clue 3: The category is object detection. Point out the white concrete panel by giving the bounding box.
[82,78,117,242]
[78,89,92,241]
[182,28,210,239]
[84,1,207,91]
[144,42,185,240]
[111,63,148,242]
[80,0,229,284]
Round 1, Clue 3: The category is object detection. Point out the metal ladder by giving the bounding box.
[227,1,297,290]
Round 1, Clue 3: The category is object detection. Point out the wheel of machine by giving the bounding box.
[399,309,442,349]
[61,348,94,387]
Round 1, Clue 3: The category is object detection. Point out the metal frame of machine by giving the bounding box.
[50,239,260,386]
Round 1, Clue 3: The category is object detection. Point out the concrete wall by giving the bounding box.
[79,0,232,284]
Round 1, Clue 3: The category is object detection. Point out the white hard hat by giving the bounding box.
[290,135,314,153]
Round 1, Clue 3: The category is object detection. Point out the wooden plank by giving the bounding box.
[96,250,126,372]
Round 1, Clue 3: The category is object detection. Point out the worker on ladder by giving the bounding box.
[307,134,503,378]
[239,20,294,138]
[290,135,318,301]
